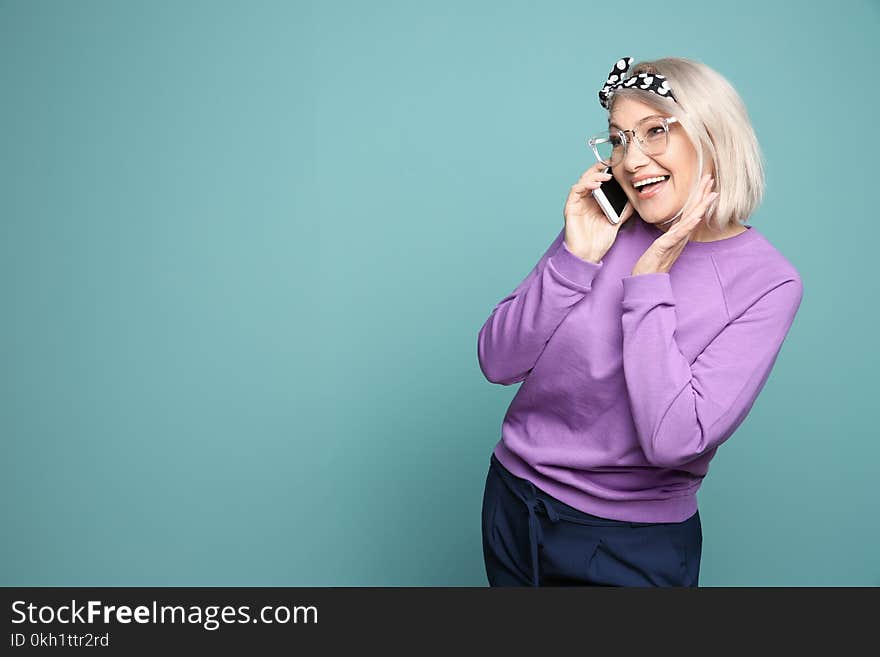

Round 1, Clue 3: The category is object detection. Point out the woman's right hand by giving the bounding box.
[562,162,634,263]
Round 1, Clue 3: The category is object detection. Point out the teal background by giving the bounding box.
[1,0,877,586]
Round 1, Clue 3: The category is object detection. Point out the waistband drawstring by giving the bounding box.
[494,463,561,587]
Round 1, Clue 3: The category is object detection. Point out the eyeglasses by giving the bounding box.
[587,115,679,167]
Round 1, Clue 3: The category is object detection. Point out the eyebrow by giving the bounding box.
[608,114,665,130]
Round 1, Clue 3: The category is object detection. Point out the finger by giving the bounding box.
[572,180,602,195]
[675,208,704,236]
[594,162,613,176]
[685,191,719,228]
[575,173,611,192]
[581,167,612,181]
[685,179,717,218]
[680,177,712,216]
[576,173,607,187]
[695,174,711,197]
[697,189,719,211]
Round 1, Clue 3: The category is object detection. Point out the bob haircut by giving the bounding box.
[608,57,765,230]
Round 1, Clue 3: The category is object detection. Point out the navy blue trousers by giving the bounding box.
[482,454,702,587]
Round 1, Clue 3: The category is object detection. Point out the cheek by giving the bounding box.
[664,160,695,195]
[664,138,699,178]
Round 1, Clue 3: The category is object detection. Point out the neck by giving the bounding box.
[690,221,746,242]
[652,218,745,242]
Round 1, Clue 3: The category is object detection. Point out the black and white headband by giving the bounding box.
[598,57,677,109]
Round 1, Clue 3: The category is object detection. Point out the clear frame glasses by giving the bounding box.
[588,115,679,167]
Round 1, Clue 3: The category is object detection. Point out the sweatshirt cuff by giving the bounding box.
[620,272,675,309]
[547,241,603,291]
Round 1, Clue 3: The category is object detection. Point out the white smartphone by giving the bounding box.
[590,167,629,224]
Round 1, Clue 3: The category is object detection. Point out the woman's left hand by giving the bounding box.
[631,174,719,275]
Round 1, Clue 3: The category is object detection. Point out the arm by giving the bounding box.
[477,227,604,385]
[620,273,804,468]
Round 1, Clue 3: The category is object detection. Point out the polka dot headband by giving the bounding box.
[598,57,677,110]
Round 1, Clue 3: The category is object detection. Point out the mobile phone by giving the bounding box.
[591,167,629,225]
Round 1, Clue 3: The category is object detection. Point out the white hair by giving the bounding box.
[609,57,765,229]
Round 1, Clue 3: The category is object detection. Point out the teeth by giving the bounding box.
[634,176,667,188]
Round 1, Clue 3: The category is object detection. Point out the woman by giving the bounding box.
[478,56,804,587]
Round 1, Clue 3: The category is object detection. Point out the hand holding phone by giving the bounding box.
[591,166,630,225]
[562,162,634,263]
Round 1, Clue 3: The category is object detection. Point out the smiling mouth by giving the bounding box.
[635,175,670,197]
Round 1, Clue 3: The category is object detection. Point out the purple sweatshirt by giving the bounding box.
[478,218,803,523]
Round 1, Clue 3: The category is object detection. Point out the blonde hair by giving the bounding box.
[609,57,765,229]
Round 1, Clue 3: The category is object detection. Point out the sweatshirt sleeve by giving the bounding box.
[619,272,804,468]
[477,227,604,385]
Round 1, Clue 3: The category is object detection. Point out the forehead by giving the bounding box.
[608,97,666,128]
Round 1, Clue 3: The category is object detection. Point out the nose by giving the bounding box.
[622,135,651,172]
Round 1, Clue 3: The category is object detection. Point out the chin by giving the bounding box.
[636,206,674,224]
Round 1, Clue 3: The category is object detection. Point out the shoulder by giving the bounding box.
[712,228,803,319]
